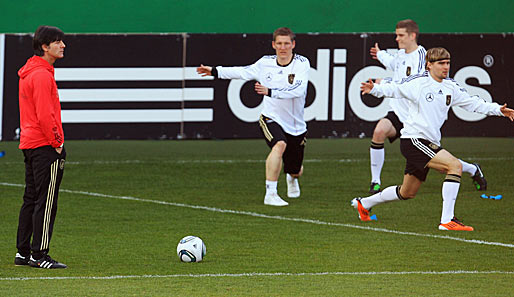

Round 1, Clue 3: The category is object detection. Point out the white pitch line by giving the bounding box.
[1,270,512,281]
[1,182,513,248]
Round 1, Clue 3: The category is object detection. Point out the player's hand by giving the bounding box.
[255,82,269,95]
[55,147,63,154]
[360,79,374,95]
[197,64,212,77]
[500,103,514,121]
[370,43,380,60]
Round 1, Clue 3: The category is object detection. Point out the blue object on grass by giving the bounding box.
[0,151,5,158]
[490,195,502,200]
[481,194,502,200]
[370,214,377,221]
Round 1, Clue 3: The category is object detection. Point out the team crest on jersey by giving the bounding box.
[425,93,434,102]
[446,95,451,106]
[288,74,295,84]
[265,73,273,81]
[406,66,411,76]
[429,143,439,150]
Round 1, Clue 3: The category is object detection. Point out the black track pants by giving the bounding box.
[16,145,66,259]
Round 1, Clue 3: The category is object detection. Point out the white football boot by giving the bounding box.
[264,193,288,206]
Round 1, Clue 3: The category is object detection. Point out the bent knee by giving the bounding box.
[399,189,417,200]
[448,158,462,174]
[372,128,388,142]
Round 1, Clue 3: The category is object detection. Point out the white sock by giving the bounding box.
[265,180,278,195]
[286,173,296,183]
[370,147,385,184]
[459,160,477,176]
[441,178,461,224]
[361,185,400,210]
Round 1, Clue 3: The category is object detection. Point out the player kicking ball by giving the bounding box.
[353,47,514,230]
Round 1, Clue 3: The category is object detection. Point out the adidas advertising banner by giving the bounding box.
[1,33,513,140]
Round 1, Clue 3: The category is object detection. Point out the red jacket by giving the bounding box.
[18,56,64,149]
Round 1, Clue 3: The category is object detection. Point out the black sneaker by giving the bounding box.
[369,182,381,194]
[29,254,67,269]
[14,253,30,266]
[472,163,487,191]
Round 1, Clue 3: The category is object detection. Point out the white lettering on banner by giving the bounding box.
[332,49,347,121]
[304,49,330,121]
[227,49,333,123]
[348,66,392,122]
[452,66,492,122]
[228,49,399,123]
[227,80,263,122]
[44,54,495,125]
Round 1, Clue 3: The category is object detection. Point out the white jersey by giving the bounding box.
[216,54,310,136]
[376,46,426,122]
[370,71,503,146]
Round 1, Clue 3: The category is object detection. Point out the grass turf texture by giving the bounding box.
[0,138,513,296]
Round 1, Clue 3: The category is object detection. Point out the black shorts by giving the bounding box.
[400,138,443,181]
[385,111,403,143]
[259,114,306,174]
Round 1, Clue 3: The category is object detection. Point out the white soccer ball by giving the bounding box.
[176,235,206,262]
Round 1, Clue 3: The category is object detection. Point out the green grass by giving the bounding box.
[0,138,513,296]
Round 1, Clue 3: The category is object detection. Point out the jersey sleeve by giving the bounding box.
[269,58,310,99]
[216,58,261,81]
[32,72,64,147]
[370,78,417,103]
[451,82,503,116]
[376,50,396,71]
[416,47,427,74]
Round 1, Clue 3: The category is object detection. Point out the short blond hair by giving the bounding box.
[425,47,451,69]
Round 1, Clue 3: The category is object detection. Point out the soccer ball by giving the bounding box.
[176,236,206,262]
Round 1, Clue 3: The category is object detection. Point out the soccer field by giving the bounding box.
[0,138,513,296]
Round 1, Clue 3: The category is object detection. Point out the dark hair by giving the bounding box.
[396,19,419,41]
[273,27,295,42]
[33,26,64,56]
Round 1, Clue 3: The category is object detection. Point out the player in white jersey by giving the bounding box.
[354,47,514,231]
[368,19,487,194]
[197,27,310,206]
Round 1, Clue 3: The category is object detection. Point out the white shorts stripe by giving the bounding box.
[411,138,436,158]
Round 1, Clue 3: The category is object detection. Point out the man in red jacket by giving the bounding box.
[14,26,67,269]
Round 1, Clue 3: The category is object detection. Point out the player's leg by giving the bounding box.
[352,138,431,221]
[259,115,288,206]
[428,150,473,231]
[29,146,67,268]
[369,114,399,194]
[283,133,306,198]
[15,149,36,266]
[458,159,487,190]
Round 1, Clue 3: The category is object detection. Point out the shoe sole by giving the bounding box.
[438,226,474,231]
[264,202,288,206]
